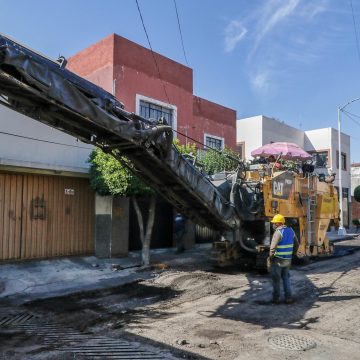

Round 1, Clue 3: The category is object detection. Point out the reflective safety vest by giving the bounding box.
[275,227,294,259]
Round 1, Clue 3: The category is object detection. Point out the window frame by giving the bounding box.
[236,141,245,159]
[204,133,225,151]
[307,149,330,168]
[135,94,177,134]
[336,150,347,171]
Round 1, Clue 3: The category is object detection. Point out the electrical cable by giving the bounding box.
[0,130,91,149]
[342,109,360,120]
[342,109,360,127]
[350,0,360,65]
[173,0,189,66]
[135,0,171,105]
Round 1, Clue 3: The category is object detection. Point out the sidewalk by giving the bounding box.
[0,245,211,306]
[327,230,359,242]
[0,233,357,306]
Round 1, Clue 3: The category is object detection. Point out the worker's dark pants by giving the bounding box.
[271,263,292,300]
[175,229,185,253]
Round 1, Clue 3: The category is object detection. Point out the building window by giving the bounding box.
[336,151,347,170]
[135,94,177,132]
[236,142,245,159]
[204,134,224,151]
[139,100,173,126]
[311,151,328,168]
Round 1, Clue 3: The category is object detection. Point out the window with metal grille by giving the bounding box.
[336,151,347,170]
[139,100,173,127]
[205,135,223,150]
[236,142,245,159]
[311,151,328,168]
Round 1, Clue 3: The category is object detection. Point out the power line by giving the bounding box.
[342,109,360,127]
[173,0,189,66]
[342,109,360,119]
[0,130,91,149]
[135,0,171,105]
[350,0,360,65]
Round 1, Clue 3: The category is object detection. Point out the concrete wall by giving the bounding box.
[304,128,332,152]
[0,106,93,174]
[236,115,263,159]
[193,96,236,150]
[67,34,115,95]
[304,128,351,191]
[262,116,304,148]
[236,115,304,159]
[95,195,129,258]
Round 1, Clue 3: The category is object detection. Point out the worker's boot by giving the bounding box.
[272,297,281,304]
[285,297,294,304]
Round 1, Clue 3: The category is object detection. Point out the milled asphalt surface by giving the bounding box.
[0,245,211,306]
[0,232,358,306]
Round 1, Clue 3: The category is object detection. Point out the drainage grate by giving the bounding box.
[63,339,168,359]
[4,322,169,359]
[0,313,36,326]
[268,334,317,351]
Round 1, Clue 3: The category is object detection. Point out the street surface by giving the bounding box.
[0,237,359,359]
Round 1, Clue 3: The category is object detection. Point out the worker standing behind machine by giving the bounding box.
[268,214,299,304]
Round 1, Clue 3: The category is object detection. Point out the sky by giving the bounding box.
[1,0,360,162]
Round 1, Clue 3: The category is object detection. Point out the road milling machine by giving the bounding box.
[211,164,339,269]
[0,33,339,270]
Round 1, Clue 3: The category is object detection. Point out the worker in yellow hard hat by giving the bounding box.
[268,214,299,304]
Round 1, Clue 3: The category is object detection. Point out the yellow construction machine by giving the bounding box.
[212,162,339,269]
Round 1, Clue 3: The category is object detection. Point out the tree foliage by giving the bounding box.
[173,138,197,156]
[354,185,360,203]
[173,139,241,174]
[199,147,241,174]
[88,148,152,196]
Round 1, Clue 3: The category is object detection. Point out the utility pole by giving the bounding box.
[337,106,346,235]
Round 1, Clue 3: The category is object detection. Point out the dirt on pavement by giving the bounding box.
[1,237,359,359]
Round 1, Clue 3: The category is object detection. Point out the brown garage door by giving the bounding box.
[0,173,94,261]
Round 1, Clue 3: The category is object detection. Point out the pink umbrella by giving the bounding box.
[251,142,312,160]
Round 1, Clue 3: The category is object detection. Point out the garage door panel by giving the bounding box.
[0,174,22,260]
[1,173,94,261]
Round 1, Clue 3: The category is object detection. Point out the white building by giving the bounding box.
[0,106,92,175]
[237,115,351,226]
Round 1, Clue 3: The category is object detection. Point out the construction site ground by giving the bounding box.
[0,235,359,360]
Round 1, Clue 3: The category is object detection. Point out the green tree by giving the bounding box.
[354,185,360,203]
[199,147,241,174]
[88,148,154,266]
[173,138,197,156]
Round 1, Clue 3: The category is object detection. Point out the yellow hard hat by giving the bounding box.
[270,214,285,223]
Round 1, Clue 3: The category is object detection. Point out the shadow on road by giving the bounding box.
[206,244,360,329]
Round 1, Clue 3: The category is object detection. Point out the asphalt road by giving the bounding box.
[0,237,359,359]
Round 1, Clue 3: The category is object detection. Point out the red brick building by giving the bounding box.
[67,34,236,150]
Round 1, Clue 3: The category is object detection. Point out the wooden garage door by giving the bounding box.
[0,174,23,260]
[0,173,94,261]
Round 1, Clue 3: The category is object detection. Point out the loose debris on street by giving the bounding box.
[0,237,359,359]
